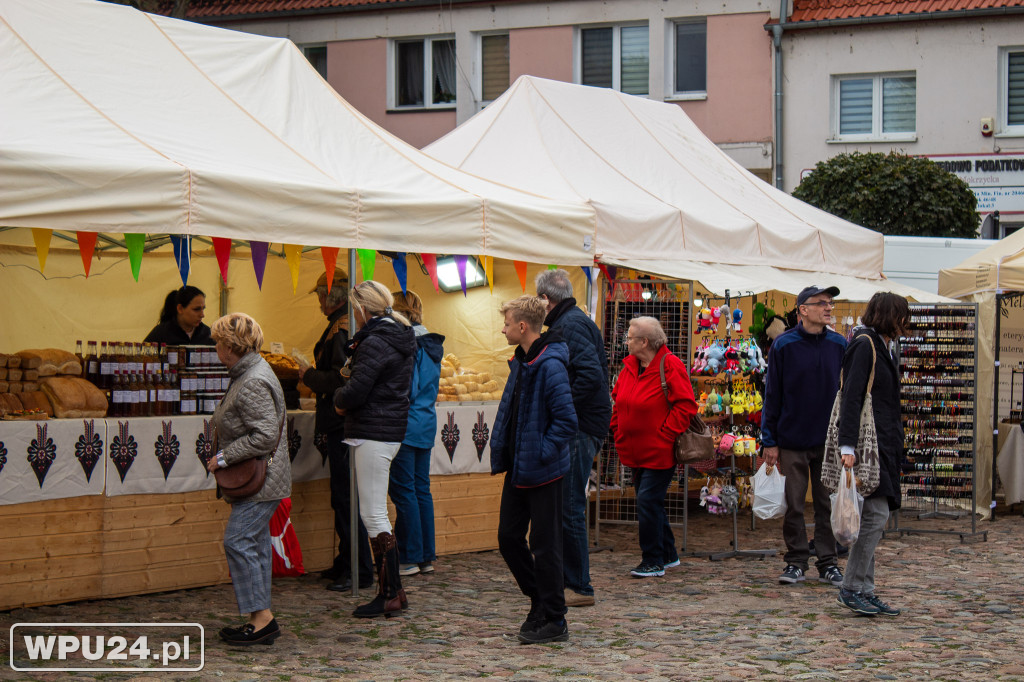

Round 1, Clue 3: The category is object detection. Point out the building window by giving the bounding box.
[1003,48,1024,133]
[833,73,916,140]
[579,25,649,96]
[302,45,327,79]
[673,20,706,95]
[481,34,510,103]
[393,37,456,108]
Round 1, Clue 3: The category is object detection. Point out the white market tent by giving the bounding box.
[426,76,947,302]
[0,0,595,266]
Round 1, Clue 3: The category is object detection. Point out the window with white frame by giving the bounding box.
[832,73,916,140]
[672,19,706,95]
[393,36,456,108]
[481,34,510,103]
[302,45,327,79]
[579,24,649,96]
[1003,47,1024,133]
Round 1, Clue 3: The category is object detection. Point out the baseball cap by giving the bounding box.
[309,267,349,294]
[797,285,840,307]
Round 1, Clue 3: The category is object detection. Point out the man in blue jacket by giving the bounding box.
[762,286,847,587]
[536,269,611,607]
[491,295,578,645]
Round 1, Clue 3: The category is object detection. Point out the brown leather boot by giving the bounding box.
[353,532,404,618]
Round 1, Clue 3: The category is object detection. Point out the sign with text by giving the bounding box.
[926,154,1024,216]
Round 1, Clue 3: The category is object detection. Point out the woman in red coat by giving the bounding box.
[611,316,698,577]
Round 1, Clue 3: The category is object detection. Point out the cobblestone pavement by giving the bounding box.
[2,510,1022,681]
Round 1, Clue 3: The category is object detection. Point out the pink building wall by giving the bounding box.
[327,38,456,149]
[675,13,773,144]
[510,26,574,83]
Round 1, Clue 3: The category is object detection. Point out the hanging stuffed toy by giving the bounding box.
[695,307,713,334]
[710,306,723,332]
[732,307,743,333]
[705,343,726,375]
[724,344,742,374]
[721,485,740,513]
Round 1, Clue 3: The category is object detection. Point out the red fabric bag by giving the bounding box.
[270,498,305,577]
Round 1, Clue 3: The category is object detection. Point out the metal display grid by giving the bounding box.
[892,302,987,542]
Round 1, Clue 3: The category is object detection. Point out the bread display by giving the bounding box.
[0,393,23,415]
[19,391,54,417]
[0,354,7,368]
[6,368,20,382]
[260,351,301,377]
[8,382,23,393]
[39,376,108,418]
[16,349,83,376]
[437,352,505,402]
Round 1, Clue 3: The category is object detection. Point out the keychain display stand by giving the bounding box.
[892,302,987,543]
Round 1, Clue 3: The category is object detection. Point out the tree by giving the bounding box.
[99,0,191,19]
[792,152,980,238]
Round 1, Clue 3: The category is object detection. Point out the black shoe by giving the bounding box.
[218,623,246,639]
[629,562,665,578]
[779,564,806,584]
[863,593,901,616]
[221,619,281,646]
[319,567,342,580]
[326,576,352,591]
[818,565,844,587]
[836,588,879,616]
[517,618,568,644]
[519,603,544,636]
[836,542,850,557]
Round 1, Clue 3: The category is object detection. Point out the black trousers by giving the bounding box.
[497,475,567,623]
[327,436,374,582]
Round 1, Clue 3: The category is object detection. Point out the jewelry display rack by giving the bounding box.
[892,302,987,543]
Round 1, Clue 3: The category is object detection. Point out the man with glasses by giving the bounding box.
[762,285,847,587]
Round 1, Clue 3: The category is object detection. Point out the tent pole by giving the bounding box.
[993,294,1003,521]
[349,248,360,596]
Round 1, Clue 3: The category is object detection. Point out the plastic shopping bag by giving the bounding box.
[752,462,787,520]
[829,468,864,547]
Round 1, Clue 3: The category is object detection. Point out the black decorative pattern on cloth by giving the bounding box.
[75,419,103,482]
[27,423,57,487]
[154,420,180,480]
[471,411,490,463]
[441,412,460,462]
[195,419,215,475]
[110,421,138,483]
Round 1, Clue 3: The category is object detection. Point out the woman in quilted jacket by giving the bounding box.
[334,280,416,618]
[610,316,697,579]
[835,292,909,618]
[206,312,291,646]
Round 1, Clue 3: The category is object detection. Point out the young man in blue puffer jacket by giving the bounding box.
[490,295,578,645]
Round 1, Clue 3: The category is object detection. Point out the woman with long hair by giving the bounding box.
[334,281,416,618]
[144,286,214,345]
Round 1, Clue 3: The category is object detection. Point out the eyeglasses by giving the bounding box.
[801,300,835,309]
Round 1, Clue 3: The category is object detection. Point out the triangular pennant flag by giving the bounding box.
[76,231,97,277]
[169,234,191,285]
[31,228,52,272]
[249,240,269,290]
[481,256,494,293]
[283,244,303,294]
[421,254,439,292]
[357,249,376,281]
[514,261,528,293]
[392,252,408,294]
[124,233,145,282]
[321,247,339,293]
[454,255,469,297]
[547,264,557,270]
[582,266,592,283]
[212,237,232,284]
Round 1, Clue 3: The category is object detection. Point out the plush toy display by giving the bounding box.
[724,345,742,374]
[732,308,743,333]
[704,343,726,375]
[695,307,713,334]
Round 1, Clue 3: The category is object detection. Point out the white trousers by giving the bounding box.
[352,440,401,536]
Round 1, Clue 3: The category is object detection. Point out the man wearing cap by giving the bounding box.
[761,285,847,587]
[300,268,374,592]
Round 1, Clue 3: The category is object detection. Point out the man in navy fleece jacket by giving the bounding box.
[762,285,847,587]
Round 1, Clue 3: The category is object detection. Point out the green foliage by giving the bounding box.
[792,152,980,238]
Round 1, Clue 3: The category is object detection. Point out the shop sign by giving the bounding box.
[925,154,1024,215]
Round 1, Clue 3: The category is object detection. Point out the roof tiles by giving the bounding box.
[789,0,1024,23]
[181,0,518,19]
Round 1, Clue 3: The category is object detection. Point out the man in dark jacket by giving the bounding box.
[536,269,611,607]
[300,268,373,592]
[491,295,578,645]
[762,285,847,587]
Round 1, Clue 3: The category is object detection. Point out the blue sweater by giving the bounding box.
[761,322,847,450]
[490,337,578,487]
[403,326,445,449]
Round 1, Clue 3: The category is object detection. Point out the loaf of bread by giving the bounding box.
[6,355,21,369]
[17,349,82,376]
[40,377,108,418]
[0,354,7,368]
[19,391,53,417]
[0,368,5,380]
[0,380,7,393]
[9,381,23,393]
[23,381,39,393]
[0,393,22,414]
[24,369,39,381]
[7,368,22,382]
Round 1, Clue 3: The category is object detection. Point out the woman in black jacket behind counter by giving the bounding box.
[835,292,910,618]
[333,280,416,619]
[144,286,214,346]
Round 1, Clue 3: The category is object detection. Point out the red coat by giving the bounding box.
[611,345,698,470]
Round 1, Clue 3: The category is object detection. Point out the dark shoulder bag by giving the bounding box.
[659,354,716,465]
[213,420,284,499]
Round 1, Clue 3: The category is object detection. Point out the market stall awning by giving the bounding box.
[602,258,955,303]
[938,228,1024,298]
[425,75,885,280]
[0,0,596,265]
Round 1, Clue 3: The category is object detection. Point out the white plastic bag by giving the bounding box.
[829,468,864,546]
[752,462,787,520]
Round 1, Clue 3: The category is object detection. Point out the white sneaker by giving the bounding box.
[399,563,420,576]
[664,559,681,568]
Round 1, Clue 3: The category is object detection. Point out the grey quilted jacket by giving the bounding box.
[212,351,291,504]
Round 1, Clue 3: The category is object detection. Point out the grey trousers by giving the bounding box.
[224,499,280,614]
[780,446,837,571]
[841,496,889,595]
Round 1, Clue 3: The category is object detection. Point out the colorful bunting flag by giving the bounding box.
[421,254,439,292]
[514,261,528,292]
[481,256,494,293]
[212,237,232,284]
[357,249,376,281]
[169,234,191,285]
[283,244,303,294]
[249,240,269,290]
[392,252,408,294]
[454,255,468,297]
[124,233,145,282]
[31,228,52,273]
[76,231,97,277]
[321,247,339,293]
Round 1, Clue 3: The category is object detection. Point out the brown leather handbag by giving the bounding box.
[213,422,284,499]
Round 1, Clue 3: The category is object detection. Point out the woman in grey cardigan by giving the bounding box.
[206,313,291,646]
